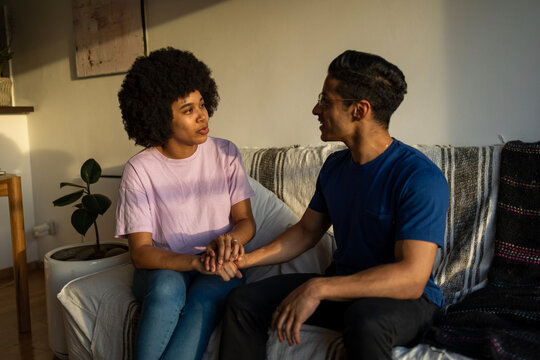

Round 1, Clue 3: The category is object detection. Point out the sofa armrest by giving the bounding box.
[58,263,137,360]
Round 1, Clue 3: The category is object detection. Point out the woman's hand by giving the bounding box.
[204,233,245,271]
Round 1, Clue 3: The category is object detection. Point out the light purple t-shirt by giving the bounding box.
[115,137,254,255]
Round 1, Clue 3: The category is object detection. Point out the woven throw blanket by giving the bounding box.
[416,145,501,306]
[240,144,345,219]
[423,140,540,359]
[239,144,501,306]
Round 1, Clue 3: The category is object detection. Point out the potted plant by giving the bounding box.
[0,41,13,106]
[52,158,126,259]
[44,158,130,359]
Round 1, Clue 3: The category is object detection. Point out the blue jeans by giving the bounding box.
[133,268,244,360]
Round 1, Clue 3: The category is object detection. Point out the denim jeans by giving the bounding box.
[133,268,244,360]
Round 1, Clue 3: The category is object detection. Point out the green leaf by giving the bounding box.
[81,194,99,213]
[60,182,86,189]
[71,208,97,236]
[80,158,101,185]
[82,194,111,215]
[93,194,111,214]
[52,190,84,207]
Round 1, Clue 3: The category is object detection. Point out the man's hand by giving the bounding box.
[194,255,243,281]
[215,261,243,282]
[271,278,322,346]
[204,233,245,271]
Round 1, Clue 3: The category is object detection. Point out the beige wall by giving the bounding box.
[1,0,539,266]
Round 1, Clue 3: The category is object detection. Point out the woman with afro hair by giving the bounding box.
[115,47,256,360]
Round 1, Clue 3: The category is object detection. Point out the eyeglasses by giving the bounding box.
[317,93,360,107]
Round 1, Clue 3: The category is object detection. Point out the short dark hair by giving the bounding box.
[118,47,219,147]
[328,50,407,128]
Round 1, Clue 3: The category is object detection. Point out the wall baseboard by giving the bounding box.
[0,261,44,281]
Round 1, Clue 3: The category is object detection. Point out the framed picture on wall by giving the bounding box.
[72,0,147,78]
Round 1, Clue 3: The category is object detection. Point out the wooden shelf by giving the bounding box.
[0,106,34,114]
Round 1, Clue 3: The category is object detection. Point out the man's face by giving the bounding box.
[312,76,355,142]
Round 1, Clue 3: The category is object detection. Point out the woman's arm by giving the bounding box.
[128,232,201,271]
[129,232,243,281]
[227,198,256,247]
[204,198,256,271]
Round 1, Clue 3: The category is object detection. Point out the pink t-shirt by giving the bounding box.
[115,137,254,255]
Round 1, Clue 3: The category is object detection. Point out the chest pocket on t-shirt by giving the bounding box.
[361,210,396,260]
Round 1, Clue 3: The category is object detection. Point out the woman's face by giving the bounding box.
[161,90,209,158]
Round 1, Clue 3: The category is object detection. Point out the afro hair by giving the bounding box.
[118,47,219,147]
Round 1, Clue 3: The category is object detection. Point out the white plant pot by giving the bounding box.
[44,241,131,359]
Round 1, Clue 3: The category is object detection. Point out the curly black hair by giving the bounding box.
[328,50,407,128]
[118,47,219,147]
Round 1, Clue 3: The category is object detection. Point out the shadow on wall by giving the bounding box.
[0,132,22,172]
[95,165,126,246]
[89,168,125,248]
[28,148,79,257]
[9,0,228,80]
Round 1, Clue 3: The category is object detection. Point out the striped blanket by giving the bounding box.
[239,143,502,306]
[423,141,540,359]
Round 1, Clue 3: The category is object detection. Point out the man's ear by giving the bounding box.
[352,100,371,121]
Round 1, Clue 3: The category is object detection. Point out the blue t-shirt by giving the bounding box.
[308,139,449,308]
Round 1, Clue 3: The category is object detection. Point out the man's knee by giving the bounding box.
[224,284,256,314]
[341,297,435,359]
[344,301,393,339]
[341,298,398,358]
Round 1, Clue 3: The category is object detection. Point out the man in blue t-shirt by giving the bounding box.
[219,50,449,359]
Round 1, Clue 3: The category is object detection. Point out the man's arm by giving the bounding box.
[272,238,438,346]
[237,207,332,269]
[312,238,438,300]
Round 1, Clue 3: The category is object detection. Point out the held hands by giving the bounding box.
[213,261,243,282]
[196,233,245,281]
[203,233,245,272]
[194,255,243,282]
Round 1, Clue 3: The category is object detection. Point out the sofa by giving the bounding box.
[57,142,505,360]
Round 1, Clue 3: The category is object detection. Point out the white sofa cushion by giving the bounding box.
[58,263,135,360]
